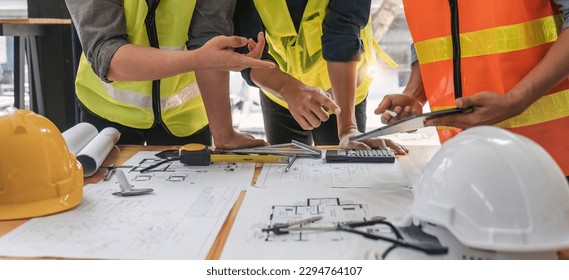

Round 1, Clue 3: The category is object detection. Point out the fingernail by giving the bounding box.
[334,108,341,114]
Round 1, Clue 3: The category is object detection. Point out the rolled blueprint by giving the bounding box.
[62,122,99,155]
[76,127,121,177]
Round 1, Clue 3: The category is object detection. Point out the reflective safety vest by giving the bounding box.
[403,0,569,176]
[75,0,208,137]
[253,0,396,110]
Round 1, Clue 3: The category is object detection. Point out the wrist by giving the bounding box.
[338,126,358,139]
[186,49,204,70]
[277,78,303,99]
[403,89,426,106]
[211,128,236,147]
[506,89,532,116]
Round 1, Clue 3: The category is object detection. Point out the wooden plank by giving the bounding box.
[0,18,72,25]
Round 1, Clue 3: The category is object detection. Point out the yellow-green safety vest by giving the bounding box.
[75,0,208,137]
[253,0,397,110]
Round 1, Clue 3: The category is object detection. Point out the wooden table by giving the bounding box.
[0,18,72,115]
[1,145,568,259]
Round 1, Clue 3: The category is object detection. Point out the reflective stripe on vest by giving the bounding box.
[403,0,569,175]
[253,0,389,110]
[101,80,201,111]
[415,15,562,64]
[75,0,208,137]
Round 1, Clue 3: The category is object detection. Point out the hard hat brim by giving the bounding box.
[0,187,83,221]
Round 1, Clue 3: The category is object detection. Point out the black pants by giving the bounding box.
[260,91,367,145]
[80,104,212,146]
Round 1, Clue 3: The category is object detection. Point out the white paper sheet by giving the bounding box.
[61,122,99,155]
[256,157,409,188]
[221,186,413,259]
[76,127,121,177]
[0,182,242,260]
[116,151,256,188]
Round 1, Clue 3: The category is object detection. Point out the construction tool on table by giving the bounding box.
[102,164,135,181]
[226,140,322,173]
[112,170,154,197]
[139,143,290,173]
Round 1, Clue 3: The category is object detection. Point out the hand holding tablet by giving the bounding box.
[351,107,474,141]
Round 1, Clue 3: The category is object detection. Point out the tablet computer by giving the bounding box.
[350,107,473,141]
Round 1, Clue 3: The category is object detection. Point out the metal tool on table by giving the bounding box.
[139,143,290,173]
[227,140,322,173]
[102,164,135,181]
[111,170,154,197]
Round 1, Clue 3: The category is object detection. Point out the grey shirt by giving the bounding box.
[65,0,235,81]
[187,0,236,50]
[410,0,569,64]
[65,0,128,82]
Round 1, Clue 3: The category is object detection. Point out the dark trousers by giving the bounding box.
[259,91,367,145]
[80,104,212,146]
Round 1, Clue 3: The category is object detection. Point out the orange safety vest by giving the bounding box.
[403,0,569,176]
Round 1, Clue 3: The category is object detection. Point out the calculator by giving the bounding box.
[325,149,396,163]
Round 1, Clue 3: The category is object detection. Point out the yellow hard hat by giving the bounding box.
[0,109,83,220]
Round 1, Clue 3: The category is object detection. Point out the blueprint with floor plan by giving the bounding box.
[0,151,250,260]
[221,186,414,259]
[112,151,256,188]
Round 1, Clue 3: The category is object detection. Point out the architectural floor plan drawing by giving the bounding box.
[0,150,253,260]
[256,157,409,188]
[117,151,256,187]
[221,186,414,259]
[0,182,242,260]
[259,198,376,242]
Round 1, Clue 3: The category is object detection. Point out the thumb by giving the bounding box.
[456,95,479,109]
[374,99,392,115]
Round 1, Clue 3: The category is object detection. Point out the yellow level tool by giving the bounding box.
[180,143,289,165]
[139,143,290,173]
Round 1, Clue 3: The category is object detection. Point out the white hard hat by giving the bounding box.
[410,126,569,252]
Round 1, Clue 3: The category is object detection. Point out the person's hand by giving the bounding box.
[424,91,525,128]
[339,128,409,155]
[244,32,267,61]
[374,94,424,124]
[280,83,341,130]
[196,33,275,71]
[213,130,269,150]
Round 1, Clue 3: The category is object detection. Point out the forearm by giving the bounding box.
[107,44,207,81]
[327,61,358,135]
[507,28,569,110]
[195,70,234,142]
[403,62,427,105]
[250,66,300,99]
